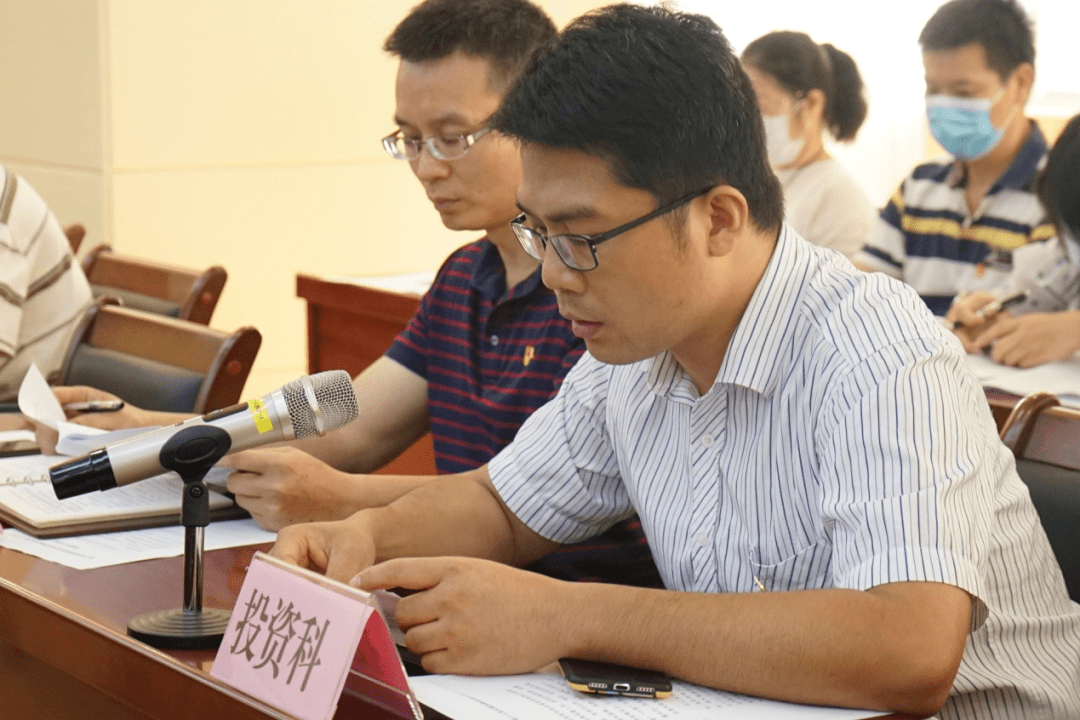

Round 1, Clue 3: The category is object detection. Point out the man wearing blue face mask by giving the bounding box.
[946,113,1080,367]
[854,0,1055,316]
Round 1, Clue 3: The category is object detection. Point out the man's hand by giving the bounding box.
[270,516,377,581]
[33,386,157,453]
[355,557,572,676]
[971,311,1080,367]
[945,292,996,352]
[220,446,363,531]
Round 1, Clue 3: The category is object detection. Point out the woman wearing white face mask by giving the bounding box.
[742,32,873,259]
[947,113,1080,368]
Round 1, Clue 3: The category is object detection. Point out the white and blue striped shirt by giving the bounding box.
[490,225,1080,719]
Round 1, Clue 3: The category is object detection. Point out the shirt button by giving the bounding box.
[695,532,709,548]
[701,433,715,447]
[489,335,499,346]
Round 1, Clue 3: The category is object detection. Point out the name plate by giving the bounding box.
[211,552,421,720]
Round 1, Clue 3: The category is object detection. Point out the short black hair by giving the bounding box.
[742,31,867,142]
[919,0,1035,81]
[383,0,556,90]
[490,3,784,232]
[1037,115,1080,241]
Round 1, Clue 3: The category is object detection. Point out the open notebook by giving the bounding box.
[0,453,245,538]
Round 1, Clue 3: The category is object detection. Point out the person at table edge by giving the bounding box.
[853,0,1055,317]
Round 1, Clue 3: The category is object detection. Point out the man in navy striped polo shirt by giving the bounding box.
[854,0,1055,316]
[274,5,1080,717]
[217,0,661,587]
[49,0,661,588]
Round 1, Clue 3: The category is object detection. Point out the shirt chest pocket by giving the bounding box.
[749,539,833,593]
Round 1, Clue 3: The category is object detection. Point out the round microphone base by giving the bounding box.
[128,607,231,650]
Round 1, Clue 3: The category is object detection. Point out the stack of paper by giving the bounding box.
[965,353,1080,404]
[410,670,885,720]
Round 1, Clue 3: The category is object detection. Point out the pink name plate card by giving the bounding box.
[211,551,422,720]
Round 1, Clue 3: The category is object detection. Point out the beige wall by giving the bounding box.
[0,0,605,397]
[0,0,109,265]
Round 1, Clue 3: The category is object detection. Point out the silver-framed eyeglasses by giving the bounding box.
[510,186,712,271]
[381,127,492,161]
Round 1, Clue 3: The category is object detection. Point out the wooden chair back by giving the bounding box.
[999,392,1080,602]
[81,244,228,325]
[59,300,261,414]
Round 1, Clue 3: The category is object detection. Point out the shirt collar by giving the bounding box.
[643,224,808,400]
[471,237,544,303]
[945,120,1048,191]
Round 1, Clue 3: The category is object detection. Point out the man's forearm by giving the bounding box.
[291,420,427,474]
[359,468,558,567]
[556,581,969,717]
[293,355,431,473]
[336,472,433,513]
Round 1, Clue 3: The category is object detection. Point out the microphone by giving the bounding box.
[49,370,358,499]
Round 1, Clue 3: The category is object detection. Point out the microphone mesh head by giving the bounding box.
[282,370,358,439]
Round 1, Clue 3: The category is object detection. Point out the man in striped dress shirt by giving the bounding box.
[273,5,1080,718]
[853,0,1055,316]
[0,166,92,400]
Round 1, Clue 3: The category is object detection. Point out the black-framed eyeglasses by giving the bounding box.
[510,186,712,271]
[381,127,491,161]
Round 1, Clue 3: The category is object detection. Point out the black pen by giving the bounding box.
[62,400,125,413]
[948,292,1028,330]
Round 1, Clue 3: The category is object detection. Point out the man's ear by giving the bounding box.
[1009,62,1034,107]
[705,185,751,258]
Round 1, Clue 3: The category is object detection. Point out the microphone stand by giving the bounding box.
[128,425,233,649]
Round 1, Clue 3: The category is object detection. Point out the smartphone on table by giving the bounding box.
[558,658,672,699]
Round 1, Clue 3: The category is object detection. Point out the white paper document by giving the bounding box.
[0,518,276,569]
[325,271,436,297]
[966,353,1080,404]
[0,429,36,444]
[13,363,156,453]
[17,363,66,429]
[411,669,885,720]
[0,453,235,523]
[0,461,234,526]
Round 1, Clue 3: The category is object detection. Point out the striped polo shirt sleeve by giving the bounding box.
[854,189,907,279]
[385,266,442,382]
[0,168,92,397]
[489,352,634,544]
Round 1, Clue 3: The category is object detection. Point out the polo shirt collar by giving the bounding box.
[643,224,807,400]
[994,121,1047,191]
[945,120,1048,191]
[471,237,544,304]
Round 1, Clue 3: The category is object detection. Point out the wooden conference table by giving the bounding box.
[0,542,455,720]
[0,541,911,720]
